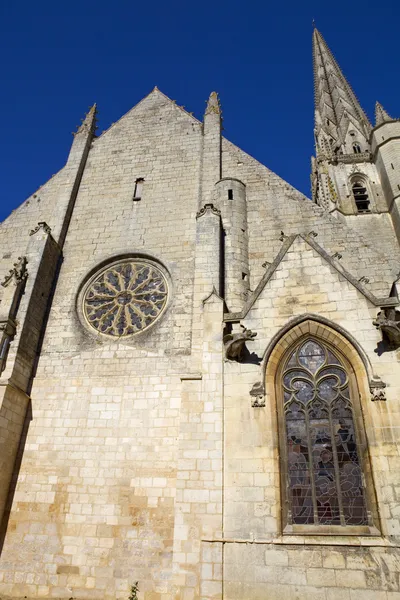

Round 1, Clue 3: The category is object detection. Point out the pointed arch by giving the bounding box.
[264,317,380,535]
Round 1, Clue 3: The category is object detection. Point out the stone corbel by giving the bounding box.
[369,377,387,402]
[250,382,265,407]
[223,325,257,362]
[373,307,400,349]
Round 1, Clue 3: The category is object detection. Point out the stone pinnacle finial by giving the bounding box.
[205,91,221,116]
[73,103,98,137]
[375,101,393,126]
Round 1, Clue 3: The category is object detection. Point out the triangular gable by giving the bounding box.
[225,234,398,322]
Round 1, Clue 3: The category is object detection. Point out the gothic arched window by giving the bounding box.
[353,142,362,154]
[352,180,370,212]
[281,338,369,528]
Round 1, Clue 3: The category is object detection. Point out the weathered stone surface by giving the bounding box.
[0,30,400,600]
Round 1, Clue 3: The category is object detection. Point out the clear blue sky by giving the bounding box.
[1,1,399,222]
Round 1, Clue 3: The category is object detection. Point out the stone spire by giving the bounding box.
[313,28,371,155]
[375,101,394,126]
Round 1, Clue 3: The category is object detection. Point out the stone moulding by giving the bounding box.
[196,203,221,219]
[29,221,52,236]
[224,234,399,324]
[334,151,372,164]
[1,256,28,288]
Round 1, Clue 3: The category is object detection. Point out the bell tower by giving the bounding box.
[311,28,388,218]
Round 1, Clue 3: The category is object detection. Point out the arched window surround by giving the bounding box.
[349,174,373,214]
[264,318,380,536]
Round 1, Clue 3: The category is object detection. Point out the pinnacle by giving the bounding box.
[73,103,98,137]
[205,91,221,116]
[375,101,393,126]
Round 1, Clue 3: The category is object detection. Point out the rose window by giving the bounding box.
[83,260,168,337]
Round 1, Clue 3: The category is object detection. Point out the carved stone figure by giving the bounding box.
[29,221,52,236]
[223,325,257,361]
[1,256,28,288]
[250,381,265,407]
[373,308,400,349]
[369,377,387,401]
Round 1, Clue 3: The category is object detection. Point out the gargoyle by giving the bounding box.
[223,325,257,362]
[373,308,400,350]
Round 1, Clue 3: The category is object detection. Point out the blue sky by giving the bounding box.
[1,0,399,222]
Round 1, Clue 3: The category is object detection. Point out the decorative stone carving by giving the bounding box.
[196,203,221,219]
[1,256,28,288]
[250,382,265,407]
[308,230,318,237]
[369,377,387,401]
[332,252,342,259]
[279,231,288,241]
[262,261,271,269]
[29,221,52,236]
[373,307,400,349]
[359,276,370,284]
[83,260,169,337]
[223,325,257,361]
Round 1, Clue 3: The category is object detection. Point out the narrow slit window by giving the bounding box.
[228,189,233,200]
[133,178,144,201]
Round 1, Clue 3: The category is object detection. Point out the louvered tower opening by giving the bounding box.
[352,181,370,213]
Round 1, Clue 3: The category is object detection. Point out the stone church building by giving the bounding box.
[1,27,400,600]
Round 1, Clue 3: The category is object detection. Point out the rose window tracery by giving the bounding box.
[83,260,168,337]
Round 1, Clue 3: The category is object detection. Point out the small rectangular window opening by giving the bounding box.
[133,178,144,201]
[228,189,233,200]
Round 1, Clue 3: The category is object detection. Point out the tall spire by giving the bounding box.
[313,28,371,155]
[375,101,394,126]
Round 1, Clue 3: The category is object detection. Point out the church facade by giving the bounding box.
[1,28,400,599]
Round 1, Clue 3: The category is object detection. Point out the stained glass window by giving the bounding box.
[83,260,168,337]
[282,339,368,527]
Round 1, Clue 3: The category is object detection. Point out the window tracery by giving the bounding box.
[83,260,168,337]
[281,338,368,527]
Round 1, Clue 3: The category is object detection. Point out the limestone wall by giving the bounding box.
[1,89,400,600]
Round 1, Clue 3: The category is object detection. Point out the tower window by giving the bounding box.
[352,180,370,212]
[133,178,144,201]
[352,142,362,154]
[228,189,233,200]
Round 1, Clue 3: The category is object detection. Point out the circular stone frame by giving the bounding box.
[77,256,171,340]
